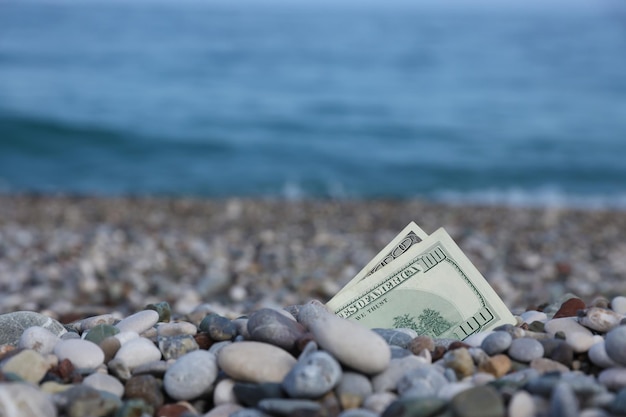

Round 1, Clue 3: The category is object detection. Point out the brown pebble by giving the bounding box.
[194,333,213,350]
[553,298,586,319]
[338,392,362,410]
[479,354,511,378]
[99,336,121,363]
[125,374,164,410]
[432,346,446,361]
[408,336,435,355]
[49,358,81,383]
[448,341,471,351]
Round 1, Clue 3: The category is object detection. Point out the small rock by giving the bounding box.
[199,314,238,341]
[408,336,435,355]
[83,324,120,345]
[481,331,513,356]
[257,398,322,417]
[371,355,428,393]
[336,372,373,409]
[145,301,171,323]
[578,308,623,333]
[164,350,218,400]
[0,311,66,346]
[77,315,116,333]
[115,310,159,334]
[381,396,447,417]
[158,335,198,360]
[82,373,125,398]
[18,326,59,354]
[56,385,121,417]
[589,341,620,368]
[124,374,164,410]
[544,318,595,353]
[605,326,626,365]
[363,392,398,414]
[0,382,57,417]
[214,379,236,405]
[113,337,162,369]
[99,336,122,363]
[443,347,475,379]
[508,338,544,363]
[282,350,342,398]
[373,329,413,349]
[218,341,296,383]
[232,382,286,407]
[508,390,535,417]
[247,309,306,351]
[478,354,511,378]
[553,298,586,319]
[530,358,569,374]
[450,385,505,417]
[1,349,49,384]
[297,301,390,375]
[157,322,197,337]
[397,365,448,398]
[54,339,105,370]
[598,368,626,391]
[612,296,626,315]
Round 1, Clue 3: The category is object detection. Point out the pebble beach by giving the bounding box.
[2,195,626,417]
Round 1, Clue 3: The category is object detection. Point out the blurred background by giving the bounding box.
[1,0,626,208]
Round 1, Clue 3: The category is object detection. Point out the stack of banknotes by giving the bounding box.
[326,222,516,340]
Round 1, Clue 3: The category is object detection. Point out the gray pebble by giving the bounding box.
[156,321,197,337]
[550,382,579,417]
[481,331,513,356]
[199,313,237,341]
[233,382,286,407]
[397,365,447,397]
[18,326,59,355]
[605,326,626,365]
[508,338,544,363]
[164,350,218,400]
[589,341,620,368]
[611,387,626,415]
[598,368,626,391]
[578,308,623,333]
[0,311,66,346]
[371,356,429,393]
[390,346,413,359]
[282,351,341,398]
[247,308,306,351]
[258,398,322,416]
[339,409,379,417]
[82,373,125,398]
[450,385,505,417]
[373,329,413,349]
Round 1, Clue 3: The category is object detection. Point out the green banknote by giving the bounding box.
[327,226,515,340]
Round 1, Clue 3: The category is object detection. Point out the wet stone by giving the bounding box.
[18,326,59,354]
[282,350,342,398]
[199,314,238,341]
[84,324,120,345]
[481,331,513,356]
[158,334,199,360]
[124,374,164,411]
[508,338,544,363]
[381,397,447,417]
[233,382,286,407]
[247,308,307,351]
[373,329,413,349]
[450,385,505,417]
[0,311,66,346]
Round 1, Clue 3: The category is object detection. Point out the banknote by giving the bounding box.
[342,221,430,289]
[326,227,516,340]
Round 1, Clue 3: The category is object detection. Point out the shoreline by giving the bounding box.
[1,194,625,320]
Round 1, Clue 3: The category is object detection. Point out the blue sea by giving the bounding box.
[1,0,626,208]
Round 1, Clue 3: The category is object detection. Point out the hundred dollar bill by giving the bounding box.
[326,228,516,340]
[343,221,429,289]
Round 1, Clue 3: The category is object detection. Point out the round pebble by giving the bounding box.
[18,326,59,354]
[113,337,162,369]
[481,331,513,356]
[588,341,621,368]
[54,339,105,369]
[282,351,342,398]
[164,350,218,400]
[82,373,125,398]
[199,313,238,341]
[115,310,159,334]
[297,301,390,375]
[605,326,626,365]
[508,390,535,417]
[612,296,626,315]
[508,338,544,363]
[217,341,296,383]
[247,308,306,351]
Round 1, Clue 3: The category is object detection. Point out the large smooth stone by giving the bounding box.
[218,341,296,383]
[297,301,390,375]
[1,349,48,384]
[0,311,66,346]
[508,338,544,363]
[115,310,159,334]
[282,351,342,398]
[0,382,57,417]
[247,308,306,351]
[589,341,620,368]
[54,339,105,369]
[544,318,595,353]
[164,350,218,400]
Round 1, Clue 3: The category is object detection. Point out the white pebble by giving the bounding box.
[82,373,125,397]
[114,337,162,369]
[612,296,626,315]
[54,339,104,369]
[18,326,59,354]
[157,322,197,337]
[114,331,140,345]
[213,378,236,405]
[520,311,548,324]
[115,310,159,334]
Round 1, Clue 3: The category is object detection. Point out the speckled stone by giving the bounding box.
[54,339,105,369]
[157,322,197,337]
[115,310,159,334]
[481,331,513,356]
[0,311,66,346]
[297,301,390,375]
[162,350,217,401]
[1,349,48,384]
[605,326,626,365]
[124,374,164,410]
[18,326,59,354]
[247,308,306,351]
[443,348,475,379]
[158,335,199,360]
[218,341,296,383]
[450,385,505,417]
[82,372,125,398]
[508,338,544,363]
[0,382,57,417]
[282,351,342,398]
